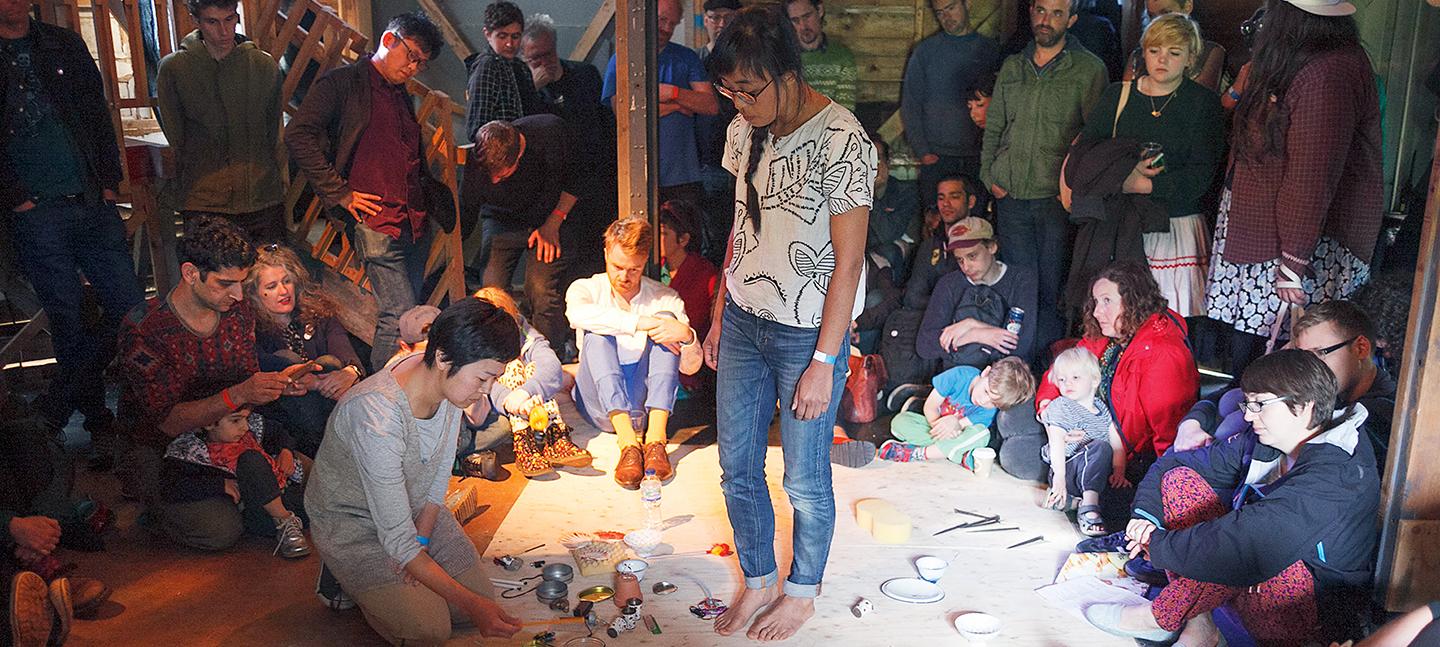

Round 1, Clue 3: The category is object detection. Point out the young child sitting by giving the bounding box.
[880,357,1035,466]
[1039,347,1125,537]
[164,407,311,559]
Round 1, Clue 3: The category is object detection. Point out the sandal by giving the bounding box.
[1077,504,1107,537]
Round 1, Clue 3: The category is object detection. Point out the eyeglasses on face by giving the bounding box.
[1239,395,1288,414]
[715,77,773,106]
[1308,336,1358,358]
[392,35,430,71]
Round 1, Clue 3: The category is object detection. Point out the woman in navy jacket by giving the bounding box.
[1086,349,1379,646]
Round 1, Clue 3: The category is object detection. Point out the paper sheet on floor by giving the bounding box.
[1035,575,1152,621]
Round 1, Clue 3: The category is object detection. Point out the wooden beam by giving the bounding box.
[1377,95,1440,611]
[415,0,473,61]
[614,0,659,267]
[571,0,617,62]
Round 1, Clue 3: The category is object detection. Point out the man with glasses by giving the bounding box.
[157,0,286,246]
[901,0,1001,210]
[784,0,857,112]
[1174,301,1395,469]
[602,0,718,209]
[695,0,741,263]
[287,11,450,370]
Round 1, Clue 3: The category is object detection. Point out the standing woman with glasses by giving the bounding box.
[701,7,875,641]
[1084,349,1378,646]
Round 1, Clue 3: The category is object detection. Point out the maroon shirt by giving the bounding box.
[1223,46,1382,276]
[347,63,427,241]
[118,298,259,446]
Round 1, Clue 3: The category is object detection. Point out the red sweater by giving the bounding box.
[667,253,718,342]
[1223,46,1382,275]
[1037,312,1198,458]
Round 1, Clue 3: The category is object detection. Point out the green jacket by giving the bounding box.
[981,38,1107,200]
[801,37,857,113]
[156,31,283,213]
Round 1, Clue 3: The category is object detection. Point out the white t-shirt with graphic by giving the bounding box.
[721,102,876,328]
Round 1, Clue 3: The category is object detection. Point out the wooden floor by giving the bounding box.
[51,395,1126,646]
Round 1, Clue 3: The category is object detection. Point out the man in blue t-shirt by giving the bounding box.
[602,0,718,208]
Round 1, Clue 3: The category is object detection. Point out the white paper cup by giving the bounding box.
[915,555,947,583]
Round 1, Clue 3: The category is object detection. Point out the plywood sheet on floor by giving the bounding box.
[473,434,1132,646]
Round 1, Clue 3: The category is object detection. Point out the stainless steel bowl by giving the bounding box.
[536,579,568,603]
[542,562,574,583]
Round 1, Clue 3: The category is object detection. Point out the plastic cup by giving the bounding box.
[915,555,948,583]
[970,447,996,478]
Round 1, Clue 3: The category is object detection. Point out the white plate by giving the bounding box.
[880,577,945,604]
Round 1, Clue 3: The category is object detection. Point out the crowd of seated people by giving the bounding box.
[0,0,1420,644]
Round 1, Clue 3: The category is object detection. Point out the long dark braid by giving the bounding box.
[704,6,804,235]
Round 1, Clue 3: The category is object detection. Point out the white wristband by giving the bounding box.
[812,350,837,365]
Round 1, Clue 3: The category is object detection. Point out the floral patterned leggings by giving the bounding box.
[1150,468,1318,643]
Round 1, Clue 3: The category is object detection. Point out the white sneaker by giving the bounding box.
[273,514,311,559]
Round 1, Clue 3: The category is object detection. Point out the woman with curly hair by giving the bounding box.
[1035,261,1198,486]
[245,245,364,456]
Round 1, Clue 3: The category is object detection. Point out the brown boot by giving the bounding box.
[512,428,555,478]
[614,444,644,489]
[643,442,673,482]
[68,577,111,618]
[9,572,52,647]
[543,423,593,468]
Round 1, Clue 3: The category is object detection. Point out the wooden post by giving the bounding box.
[614,0,660,266]
[1376,119,1440,611]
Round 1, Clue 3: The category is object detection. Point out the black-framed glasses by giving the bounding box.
[1308,336,1358,358]
[1240,395,1288,414]
[715,77,773,106]
[393,35,430,71]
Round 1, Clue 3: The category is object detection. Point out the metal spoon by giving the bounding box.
[652,581,678,595]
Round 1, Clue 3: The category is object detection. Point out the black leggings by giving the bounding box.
[234,450,305,535]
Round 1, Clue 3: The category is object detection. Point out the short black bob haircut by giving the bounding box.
[422,297,523,376]
[385,11,444,58]
[178,216,256,279]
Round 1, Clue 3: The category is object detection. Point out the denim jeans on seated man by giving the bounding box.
[572,330,680,434]
[10,199,144,432]
[716,302,850,599]
[352,221,431,370]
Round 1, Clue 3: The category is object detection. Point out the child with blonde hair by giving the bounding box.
[1040,347,1125,536]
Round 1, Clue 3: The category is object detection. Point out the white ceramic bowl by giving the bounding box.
[953,612,1002,643]
[617,558,649,581]
[915,555,948,582]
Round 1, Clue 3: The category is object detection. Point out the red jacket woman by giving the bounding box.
[1038,263,1197,468]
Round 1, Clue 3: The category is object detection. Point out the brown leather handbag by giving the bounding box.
[840,354,888,424]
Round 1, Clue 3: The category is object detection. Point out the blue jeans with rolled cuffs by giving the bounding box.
[716,301,850,598]
[572,329,680,432]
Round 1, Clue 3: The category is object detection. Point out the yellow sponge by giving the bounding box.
[855,499,912,544]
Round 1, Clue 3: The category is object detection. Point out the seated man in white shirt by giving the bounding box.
[566,218,702,489]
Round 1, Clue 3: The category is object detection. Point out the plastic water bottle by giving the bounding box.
[640,469,662,529]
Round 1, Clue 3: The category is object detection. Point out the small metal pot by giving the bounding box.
[536,579,568,604]
[542,563,574,583]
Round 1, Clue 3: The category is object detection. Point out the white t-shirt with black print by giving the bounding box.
[721,102,876,329]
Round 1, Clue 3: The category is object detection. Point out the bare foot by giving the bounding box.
[747,594,814,642]
[1176,611,1220,647]
[1117,602,1164,632]
[714,585,778,636]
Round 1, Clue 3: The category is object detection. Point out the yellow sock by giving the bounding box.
[645,409,670,445]
[611,412,639,448]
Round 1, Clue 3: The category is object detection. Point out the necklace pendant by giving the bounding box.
[1151,110,1161,117]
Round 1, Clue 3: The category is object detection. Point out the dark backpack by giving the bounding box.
[945,284,1009,369]
[879,307,938,392]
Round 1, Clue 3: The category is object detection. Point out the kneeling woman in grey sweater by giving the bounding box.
[306,298,523,645]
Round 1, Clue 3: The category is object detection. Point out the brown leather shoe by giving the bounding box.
[68,577,111,618]
[614,444,645,489]
[9,572,53,647]
[643,442,673,482]
[48,578,72,646]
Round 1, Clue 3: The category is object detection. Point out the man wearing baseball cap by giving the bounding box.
[917,216,1038,370]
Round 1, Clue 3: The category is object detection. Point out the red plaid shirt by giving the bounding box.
[1222,45,1382,276]
[117,298,258,446]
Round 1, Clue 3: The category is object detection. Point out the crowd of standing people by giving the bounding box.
[0,0,1424,644]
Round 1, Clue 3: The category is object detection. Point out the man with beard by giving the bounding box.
[980,0,1105,352]
[784,0,857,112]
[904,174,981,309]
[116,217,306,549]
[901,0,1001,206]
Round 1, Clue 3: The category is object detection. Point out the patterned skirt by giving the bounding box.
[1205,189,1371,337]
[1144,213,1210,318]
